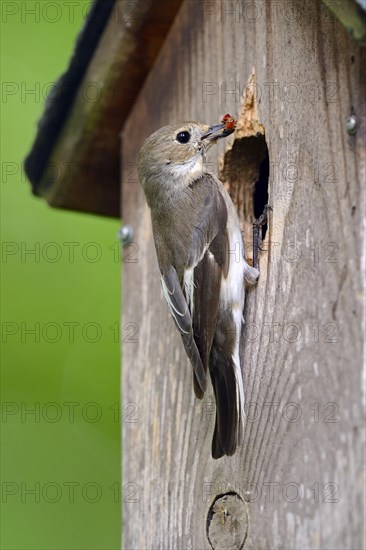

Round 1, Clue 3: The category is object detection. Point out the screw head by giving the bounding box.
[117,225,133,247]
[346,115,357,135]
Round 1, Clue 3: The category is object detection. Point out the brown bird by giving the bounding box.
[138,121,261,458]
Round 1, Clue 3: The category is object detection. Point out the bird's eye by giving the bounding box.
[176,131,191,144]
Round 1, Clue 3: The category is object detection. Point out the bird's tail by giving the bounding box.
[209,315,245,459]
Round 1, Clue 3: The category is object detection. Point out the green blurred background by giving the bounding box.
[1,1,121,548]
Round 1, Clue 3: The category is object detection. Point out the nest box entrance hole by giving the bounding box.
[220,133,270,257]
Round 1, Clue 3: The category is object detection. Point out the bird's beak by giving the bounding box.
[201,123,235,142]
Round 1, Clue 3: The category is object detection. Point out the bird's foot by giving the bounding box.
[253,204,272,270]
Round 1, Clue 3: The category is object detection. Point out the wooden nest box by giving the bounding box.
[25,0,365,548]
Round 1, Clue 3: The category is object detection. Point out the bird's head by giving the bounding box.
[138,121,234,205]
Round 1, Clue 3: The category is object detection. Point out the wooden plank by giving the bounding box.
[31,0,183,217]
[321,0,366,43]
[121,0,365,547]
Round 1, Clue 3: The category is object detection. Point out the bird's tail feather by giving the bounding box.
[210,340,244,459]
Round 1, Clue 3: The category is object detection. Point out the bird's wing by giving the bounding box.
[188,176,229,398]
[161,265,207,395]
[159,174,229,398]
[184,179,229,398]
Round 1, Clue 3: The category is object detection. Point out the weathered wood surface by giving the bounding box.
[122,0,365,548]
[32,0,183,217]
[321,0,366,44]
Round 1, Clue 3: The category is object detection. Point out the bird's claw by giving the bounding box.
[253,204,272,270]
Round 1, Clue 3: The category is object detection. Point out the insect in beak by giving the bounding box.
[201,123,233,142]
[201,115,237,141]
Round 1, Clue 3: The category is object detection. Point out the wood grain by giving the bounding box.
[33,0,183,217]
[122,0,365,548]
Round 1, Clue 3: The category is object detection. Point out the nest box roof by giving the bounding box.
[24,0,183,217]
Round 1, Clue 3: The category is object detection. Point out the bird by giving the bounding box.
[138,119,261,458]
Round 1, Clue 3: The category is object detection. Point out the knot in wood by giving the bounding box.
[206,492,248,550]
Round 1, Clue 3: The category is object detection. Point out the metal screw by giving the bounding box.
[346,115,357,135]
[117,225,133,247]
